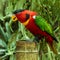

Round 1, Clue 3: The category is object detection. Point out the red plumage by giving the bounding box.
[26,15,53,44]
[15,10,53,43]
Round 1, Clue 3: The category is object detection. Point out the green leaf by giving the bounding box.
[0,39,7,48]
[5,22,11,39]
[0,25,8,41]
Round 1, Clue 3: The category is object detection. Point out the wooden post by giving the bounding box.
[16,41,38,60]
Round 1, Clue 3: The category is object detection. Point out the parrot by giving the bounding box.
[11,9,58,54]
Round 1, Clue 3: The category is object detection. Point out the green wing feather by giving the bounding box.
[35,16,58,42]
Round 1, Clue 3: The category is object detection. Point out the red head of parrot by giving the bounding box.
[12,9,37,25]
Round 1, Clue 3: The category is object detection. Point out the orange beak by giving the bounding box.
[11,15,18,22]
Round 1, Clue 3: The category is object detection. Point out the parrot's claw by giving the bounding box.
[33,39,39,47]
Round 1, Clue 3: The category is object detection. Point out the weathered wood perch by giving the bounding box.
[16,41,39,60]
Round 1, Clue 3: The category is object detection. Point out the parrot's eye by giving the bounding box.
[26,14,30,20]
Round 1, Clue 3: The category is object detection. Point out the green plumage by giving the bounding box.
[35,16,58,42]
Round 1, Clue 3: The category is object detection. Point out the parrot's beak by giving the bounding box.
[11,15,18,22]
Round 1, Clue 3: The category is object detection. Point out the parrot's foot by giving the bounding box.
[33,39,39,47]
[33,36,39,43]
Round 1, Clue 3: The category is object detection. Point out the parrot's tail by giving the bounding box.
[48,43,58,54]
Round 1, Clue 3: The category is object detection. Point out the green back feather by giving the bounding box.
[35,16,54,37]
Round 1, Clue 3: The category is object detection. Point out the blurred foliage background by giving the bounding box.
[0,0,60,60]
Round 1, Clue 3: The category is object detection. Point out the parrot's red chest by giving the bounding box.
[25,18,42,35]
